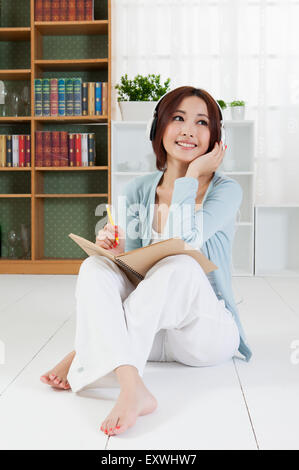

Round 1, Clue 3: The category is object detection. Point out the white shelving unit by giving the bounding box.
[254,205,299,277]
[111,120,255,276]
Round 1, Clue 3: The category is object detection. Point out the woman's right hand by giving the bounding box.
[95,223,125,254]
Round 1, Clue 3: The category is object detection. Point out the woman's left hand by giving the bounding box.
[185,141,226,178]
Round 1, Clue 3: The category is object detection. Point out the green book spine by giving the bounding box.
[65,78,74,116]
[34,79,43,116]
[42,79,50,116]
[58,78,66,116]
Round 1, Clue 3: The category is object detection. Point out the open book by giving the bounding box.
[69,233,218,288]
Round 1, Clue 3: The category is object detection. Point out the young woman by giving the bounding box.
[40,86,252,437]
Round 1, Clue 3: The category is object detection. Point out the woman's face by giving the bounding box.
[162,96,211,165]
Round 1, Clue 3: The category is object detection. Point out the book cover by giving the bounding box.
[87,82,95,115]
[42,78,50,117]
[85,0,94,20]
[25,135,31,167]
[68,0,76,20]
[12,135,19,167]
[43,131,52,167]
[102,82,108,116]
[65,78,74,116]
[6,135,12,167]
[35,0,43,21]
[34,78,43,116]
[60,0,68,21]
[75,133,82,166]
[50,78,58,116]
[43,0,51,21]
[68,133,76,166]
[0,135,6,167]
[60,131,69,166]
[82,82,88,115]
[76,0,85,20]
[18,135,25,167]
[95,82,102,115]
[35,131,44,167]
[73,77,82,115]
[81,133,88,166]
[52,131,60,167]
[51,0,60,21]
[88,133,95,166]
[58,78,66,116]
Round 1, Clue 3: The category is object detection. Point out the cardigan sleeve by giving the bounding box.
[123,179,143,253]
[166,176,243,249]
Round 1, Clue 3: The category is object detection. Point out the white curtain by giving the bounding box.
[111,0,299,205]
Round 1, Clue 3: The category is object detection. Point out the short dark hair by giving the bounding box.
[151,86,222,171]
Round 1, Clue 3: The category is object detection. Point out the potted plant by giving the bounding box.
[217,99,229,120]
[229,100,246,120]
[115,73,171,121]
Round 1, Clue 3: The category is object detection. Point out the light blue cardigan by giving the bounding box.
[122,169,252,362]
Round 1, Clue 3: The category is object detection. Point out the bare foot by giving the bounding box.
[100,377,157,436]
[40,351,76,390]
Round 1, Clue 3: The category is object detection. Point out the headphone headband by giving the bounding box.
[146,87,226,148]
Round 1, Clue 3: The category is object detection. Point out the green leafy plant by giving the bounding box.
[217,100,227,110]
[229,100,245,107]
[115,74,171,102]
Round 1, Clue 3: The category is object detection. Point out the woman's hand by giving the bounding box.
[185,141,227,179]
[95,223,125,255]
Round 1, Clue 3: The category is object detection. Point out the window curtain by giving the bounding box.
[111,0,298,205]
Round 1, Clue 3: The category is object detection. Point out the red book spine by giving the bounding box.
[51,131,60,166]
[35,0,43,21]
[75,133,82,166]
[60,132,68,166]
[25,135,31,167]
[35,131,43,167]
[51,0,60,21]
[43,131,52,166]
[60,0,68,21]
[50,79,58,116]
[76,0,85,20]
[18,135,25,167]
[68,133,75,166]
[68,0,76,20]
[85,0,93,20]
[43,0,51,21]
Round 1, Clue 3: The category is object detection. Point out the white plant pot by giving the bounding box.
[119,101,157,121]
[231,106,245,120]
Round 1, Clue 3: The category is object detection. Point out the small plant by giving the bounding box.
[229,100,245,107]
[115,73,171,102]
[217,100,227,110]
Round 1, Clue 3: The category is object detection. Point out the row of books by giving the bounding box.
[35,0,94,21]
[35,131,96,167]
[0,135,31,168]
[34,79,108,117]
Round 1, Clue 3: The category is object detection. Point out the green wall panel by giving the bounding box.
[43,169,107,194]
[0,0,30,27]
[0,171,31,194]
[0,41,31,70]
[43,35,108,60]
[43,196,107,259]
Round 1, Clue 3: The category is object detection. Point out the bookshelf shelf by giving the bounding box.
[0,0,111,272]
[0,70,31,80]
[0,27,31,41]
[34,20,108,35]
[34,59,108,71]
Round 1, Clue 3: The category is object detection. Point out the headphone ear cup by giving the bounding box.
[150,117,157,142]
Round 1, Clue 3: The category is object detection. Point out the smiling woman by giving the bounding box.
[151,86,223,171]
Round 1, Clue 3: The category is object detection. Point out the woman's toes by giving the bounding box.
[40,375,50,384]
[54,377,61,385]
[49,374,56,380]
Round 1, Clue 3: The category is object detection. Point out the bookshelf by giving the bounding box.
[0,0,111,274]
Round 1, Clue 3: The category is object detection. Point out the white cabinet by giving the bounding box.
[254,205,299,276]
[111,120,255,276]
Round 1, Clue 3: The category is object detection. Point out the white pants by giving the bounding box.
[67,254,240,392]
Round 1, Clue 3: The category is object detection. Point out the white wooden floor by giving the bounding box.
[0,273,299,450]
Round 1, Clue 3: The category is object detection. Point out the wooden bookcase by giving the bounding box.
[0,0,111,274]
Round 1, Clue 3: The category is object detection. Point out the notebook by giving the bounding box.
[69,233,218,288]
